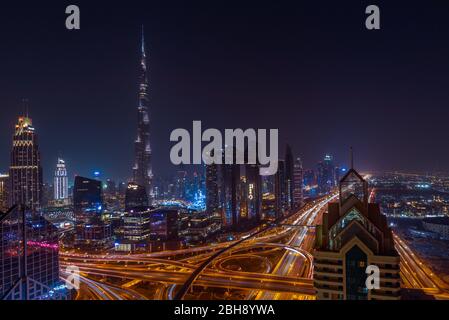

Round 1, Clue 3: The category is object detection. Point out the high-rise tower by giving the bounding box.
[314,164,400,300]
[133,26,153,202]
[9,116,43,212]
[54,158,68,202]
[284,145,294,210]
[0,173,9,212]
[317,154,335,194]
[293,157,303,209]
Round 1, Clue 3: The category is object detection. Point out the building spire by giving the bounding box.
[21,98,29,118]
[141,24,145,57]
[134,26,153,202]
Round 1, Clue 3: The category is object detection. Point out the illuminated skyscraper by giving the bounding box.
[149,208,178,241]
[54,158,68,202]
[222,162,241,227]
[133,26,153,202]
[293,157,303,209]
[317,154,335,194]
[125,183,148,211]
[9,116,43,212]
[206,162,220,220]
[1,206,69,300]
[314,166,400,300]
[275,159,287,218]
[0,173,9,212]
[246,163,262,221]
[175,168,187,200]
[121,183,151,251]
[73,176,112,248]
[284,145,294,210]
[219,145,262,229]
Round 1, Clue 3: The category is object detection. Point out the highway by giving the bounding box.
[60,194,335,300]
[255,193,337,300]
[59,191,449,300]
[393,233,449,299]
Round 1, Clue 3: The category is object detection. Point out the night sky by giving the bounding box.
[1,0,449,183]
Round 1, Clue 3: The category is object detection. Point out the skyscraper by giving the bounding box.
[125,183,148,211]
[0,173,9,212]
[275,159,287,218]
[73,176,112,248]
[9,116,43,212]
[149,208,179,241]
[221,161,241,227]
[284,145,294,210]
[293,157,303,209]
[314,166,400,300]
[121,183,151,250]
[54,158,68,202]
[175,168,187,200]
[1,206,69,300]
[206,161,220,220]
[317,154,335,194]
[133,27,153,202]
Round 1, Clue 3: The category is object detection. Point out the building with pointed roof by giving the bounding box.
[314,161,401,300]
[133,26,153,202]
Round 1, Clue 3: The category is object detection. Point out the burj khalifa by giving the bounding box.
[133,26,153,200]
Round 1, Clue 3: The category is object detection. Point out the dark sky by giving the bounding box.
[1,0,449,183]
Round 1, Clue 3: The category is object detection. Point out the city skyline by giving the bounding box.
[2,2,449,183]
[1,1,449,303]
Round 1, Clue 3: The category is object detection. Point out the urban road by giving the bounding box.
[60,192,449,300]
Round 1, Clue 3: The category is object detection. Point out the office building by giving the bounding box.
[54,158,68,202]
[149,208,179,241]
[1,206,69,300]
[275,159,287,218]
[73,176,112,248]
[124,182,148,211]
[9,116,43,212]
[206,160,221,225]
[284,145,294,210]
[133,27,153,201]
[0,173,9,212]
[317,154,335,194]
[314,167,401,300]
[293,157,303,209]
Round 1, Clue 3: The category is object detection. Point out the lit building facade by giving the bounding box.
[133,27,153,201]
[221,160,241,227]
[284,145,294,210]
[122,183,151,249]
[0,173,9,212]
[221,161,261,228]
[1,207,69,300]
[206,161,222,225]
[184,212,221,243]
[9,116,43,212]
[275,159,287,218]
[240,163,262,222]
[293,157,303,209]
[149,208,178,241]
[54,158,68,202]
[314,168,401,300]
[317,154,335,194]
[125,183,148,211]
[73,176,112,248]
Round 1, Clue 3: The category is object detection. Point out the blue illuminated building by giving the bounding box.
[73,176,112,249]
